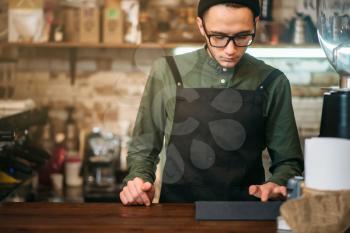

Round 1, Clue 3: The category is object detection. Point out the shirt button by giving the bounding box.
[220,79,226,84]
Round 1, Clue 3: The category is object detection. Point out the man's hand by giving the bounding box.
[119,177,155,206]
[249,182,287,202]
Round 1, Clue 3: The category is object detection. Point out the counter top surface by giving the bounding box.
[0,203,276,233]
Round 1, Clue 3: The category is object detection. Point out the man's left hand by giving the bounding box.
[249,182,287,202]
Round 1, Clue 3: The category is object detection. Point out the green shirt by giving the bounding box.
[123,47,304,187]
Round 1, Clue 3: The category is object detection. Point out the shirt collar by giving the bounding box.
[198,45,235,74]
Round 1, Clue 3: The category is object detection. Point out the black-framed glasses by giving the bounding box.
[202,22,256,48]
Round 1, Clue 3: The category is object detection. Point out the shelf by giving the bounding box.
[0,42,321,49]
[0,42,204,49]
[173,44,326,58]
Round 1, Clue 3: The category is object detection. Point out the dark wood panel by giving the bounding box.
[0,203,276,233]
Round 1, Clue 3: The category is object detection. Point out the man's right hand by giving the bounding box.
[119,177,155,206]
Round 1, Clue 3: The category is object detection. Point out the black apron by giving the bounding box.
[160,56,282,202]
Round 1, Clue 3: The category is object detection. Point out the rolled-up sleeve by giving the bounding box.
[264,74,304,186]
[123,60,167,185]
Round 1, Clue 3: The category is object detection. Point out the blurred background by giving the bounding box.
[0,0,339,203]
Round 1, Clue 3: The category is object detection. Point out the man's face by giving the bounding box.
[197,5,257,68]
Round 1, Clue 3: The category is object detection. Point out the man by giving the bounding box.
[120,0,304,206]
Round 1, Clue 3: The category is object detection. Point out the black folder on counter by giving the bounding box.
[195,201,283,220]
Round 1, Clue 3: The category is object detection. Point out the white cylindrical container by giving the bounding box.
[305,137,350,191]
[65,156,83,187]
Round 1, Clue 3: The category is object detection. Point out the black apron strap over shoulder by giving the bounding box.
[256,69,283,92]
[165,56,183,87]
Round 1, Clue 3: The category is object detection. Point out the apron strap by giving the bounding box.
[165,56,183,87]
[256,69,283,92]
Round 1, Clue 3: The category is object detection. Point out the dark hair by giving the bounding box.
[201,3,255,20]
[197,0,261,19]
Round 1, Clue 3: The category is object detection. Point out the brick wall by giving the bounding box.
[9,47,154,136]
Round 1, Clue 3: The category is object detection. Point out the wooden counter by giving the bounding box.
[0,203,276,233]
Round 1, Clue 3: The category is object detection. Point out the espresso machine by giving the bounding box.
[83,128,121,202]
[317,0,350,138]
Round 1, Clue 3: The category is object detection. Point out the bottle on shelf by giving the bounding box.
[38,122,54,186]
[65,106,79,154]
[260,0,274,21]
[49,132,67,191]
[64,106,82,187]
[50,133,67,175]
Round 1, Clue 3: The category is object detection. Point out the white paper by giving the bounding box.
[121,0,141,44]
[305,137,350,191]
[9,9,44,42]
